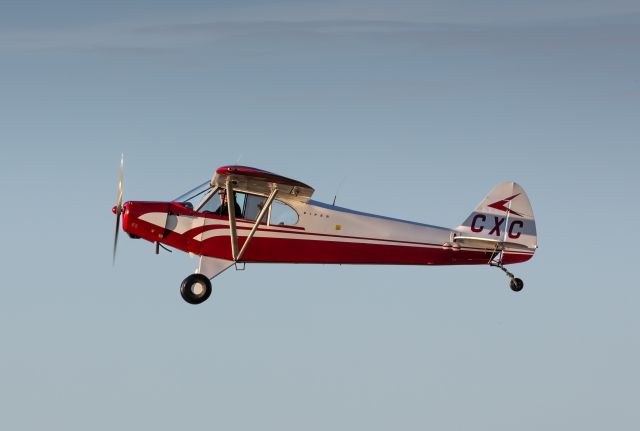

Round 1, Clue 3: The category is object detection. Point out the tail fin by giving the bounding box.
[457,182,537,250]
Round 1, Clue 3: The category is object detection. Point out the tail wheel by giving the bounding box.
[180,274,212,304]
[510,277,524,292]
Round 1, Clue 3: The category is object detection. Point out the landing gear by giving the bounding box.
[180,273,212,304]
[490,258,525,292]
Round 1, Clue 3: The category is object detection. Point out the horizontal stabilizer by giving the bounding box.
[452,236,531,251]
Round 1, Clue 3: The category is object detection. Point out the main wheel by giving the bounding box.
[509,277,524,292]
[180,274,212,304]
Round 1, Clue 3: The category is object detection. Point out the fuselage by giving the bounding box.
[121,199,534,266]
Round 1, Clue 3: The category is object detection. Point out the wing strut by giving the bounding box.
[225,181,278,262]
[236,189,278,261]
[226,180,239,260]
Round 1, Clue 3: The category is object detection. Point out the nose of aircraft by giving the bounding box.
[119,201,169,241]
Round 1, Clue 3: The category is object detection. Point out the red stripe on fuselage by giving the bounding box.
[198,234,532,265]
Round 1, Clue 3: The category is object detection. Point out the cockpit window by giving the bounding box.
[198,189,245,217]
[176,184,298,225]
[196,191,269,223]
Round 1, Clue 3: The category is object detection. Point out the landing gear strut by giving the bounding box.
[490,254,524,292]
[180,273,212,304]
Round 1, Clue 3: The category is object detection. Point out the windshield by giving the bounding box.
[172,181,213,209]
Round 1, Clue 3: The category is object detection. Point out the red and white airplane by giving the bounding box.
[113,160,537,304]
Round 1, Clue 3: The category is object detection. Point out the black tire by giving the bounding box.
[180,274,212,304]
[510,277,524,292]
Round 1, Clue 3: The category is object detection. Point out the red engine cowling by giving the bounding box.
[121,201,171,243]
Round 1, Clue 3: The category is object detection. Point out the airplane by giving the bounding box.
[112,159,537,304]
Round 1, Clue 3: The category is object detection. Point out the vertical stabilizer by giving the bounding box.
[457,182,537,250]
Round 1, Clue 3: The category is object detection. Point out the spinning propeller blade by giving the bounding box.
[113,154,124,265]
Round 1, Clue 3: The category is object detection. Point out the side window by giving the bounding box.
[243,194,267,222]
[270,200,298,225]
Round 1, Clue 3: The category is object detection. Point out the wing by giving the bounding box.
[211,165,315,203]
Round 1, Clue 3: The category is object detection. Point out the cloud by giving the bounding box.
[1,12,638,56]
[0,19,460,53]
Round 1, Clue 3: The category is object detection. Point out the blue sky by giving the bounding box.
[1,1,639,430]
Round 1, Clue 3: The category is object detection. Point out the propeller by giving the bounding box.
[112,154,124,265]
